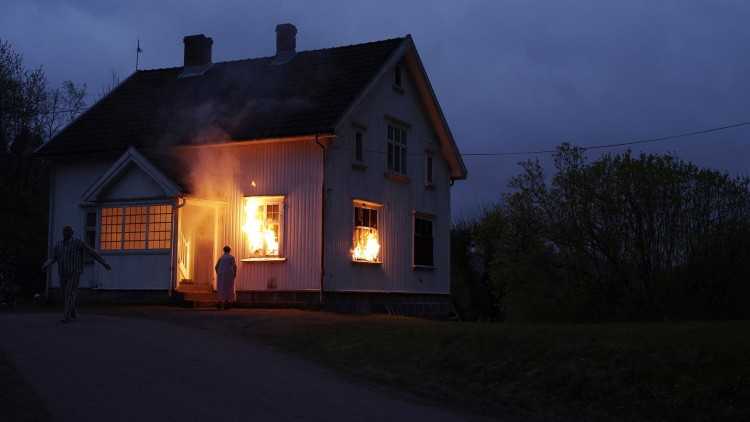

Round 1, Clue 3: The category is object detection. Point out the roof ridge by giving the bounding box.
[140,36,406,72]
[35,34,409,157]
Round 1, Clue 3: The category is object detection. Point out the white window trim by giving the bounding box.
[352,199,383,264]
[386,122,408,176]
[99,203,173,252]
[425,154,435,188]
[242,195,285,260]
[412,211,436,269]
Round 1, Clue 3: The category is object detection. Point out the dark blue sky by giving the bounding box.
[4,0,749,217]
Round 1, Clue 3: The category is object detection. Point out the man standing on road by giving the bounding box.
[42,225,111,323]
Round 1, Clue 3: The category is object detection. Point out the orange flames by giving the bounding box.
[242,198,279,256]
[352,229,380,262]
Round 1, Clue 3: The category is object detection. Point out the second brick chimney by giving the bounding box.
[181,34,213,77]
[272,24,297,65]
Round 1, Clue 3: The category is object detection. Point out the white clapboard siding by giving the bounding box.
[322,58,452,294]
[100,164,171,200]
[48,157,173,290]
[95,253,171,289]
[177,139,324,291]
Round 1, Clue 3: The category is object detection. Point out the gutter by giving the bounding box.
[315,135,326,303]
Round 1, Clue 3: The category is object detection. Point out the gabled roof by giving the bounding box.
[36,37,405,157]
[82,147,183,201]
[34,34,467,179]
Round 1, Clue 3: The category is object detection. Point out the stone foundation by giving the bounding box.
[235,291,456,319]
[47,289,457,319]
[47,288,172,304]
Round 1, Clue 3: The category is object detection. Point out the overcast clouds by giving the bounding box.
[3,0,749,217]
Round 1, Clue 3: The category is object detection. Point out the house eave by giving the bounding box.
[170,133,338,150]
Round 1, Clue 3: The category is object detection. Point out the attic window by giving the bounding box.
[355,131,364,163]
[425,155,434,186]
[394,65,403,88]
[352,201,381,263]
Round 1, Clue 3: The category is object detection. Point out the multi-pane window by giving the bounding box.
[100,205,172,251]
[352,203,381,262]
[355,131,364,163]
[84,210,97,248]
[387,123,407,175]
[243,196,283,258]
[413,216,434,267]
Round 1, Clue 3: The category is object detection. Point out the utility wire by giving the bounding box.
[332,120,750,158]
[462,120,750,156]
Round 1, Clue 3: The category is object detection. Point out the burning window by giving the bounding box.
[100,205,172,251]
[413,215,434,267]
[387,123,407,175]
[242,196,283,258]
[352,201,381,262]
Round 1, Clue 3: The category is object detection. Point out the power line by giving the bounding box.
[462,120,750,156]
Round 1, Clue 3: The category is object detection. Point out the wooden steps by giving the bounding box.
[175,281,217,308]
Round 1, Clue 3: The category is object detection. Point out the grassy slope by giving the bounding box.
[2,306,748,421]
[260,316,750,421]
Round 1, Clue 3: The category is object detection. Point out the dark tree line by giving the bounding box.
[452,144,750,322]
[0,39,87,299]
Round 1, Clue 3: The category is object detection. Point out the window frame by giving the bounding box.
[412,213,435,269]
[425,154,434,187]
[83,209,98,249]
[241,195,285,261]
[394,64,403,89]
[386,123,408,176]
[99,204,173,252]
[352,200,382,264]
[354,130,364,163]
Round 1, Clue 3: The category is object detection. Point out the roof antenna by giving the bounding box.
[135,40,143,71]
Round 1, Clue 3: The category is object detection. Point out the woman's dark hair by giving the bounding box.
[223,246,231,253]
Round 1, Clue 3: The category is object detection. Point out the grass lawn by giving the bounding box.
[2,304,749,421]
[239,314,750,421]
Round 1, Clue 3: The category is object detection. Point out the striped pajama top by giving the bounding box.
[43,238,108,275]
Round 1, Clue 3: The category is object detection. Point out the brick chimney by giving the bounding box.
[272,24,297,65]
[180,34,213,77]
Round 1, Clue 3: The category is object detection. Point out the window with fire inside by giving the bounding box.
[352,202,381,263]
[242,196,284,260]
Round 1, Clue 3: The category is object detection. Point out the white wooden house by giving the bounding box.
[34,24,467,315]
